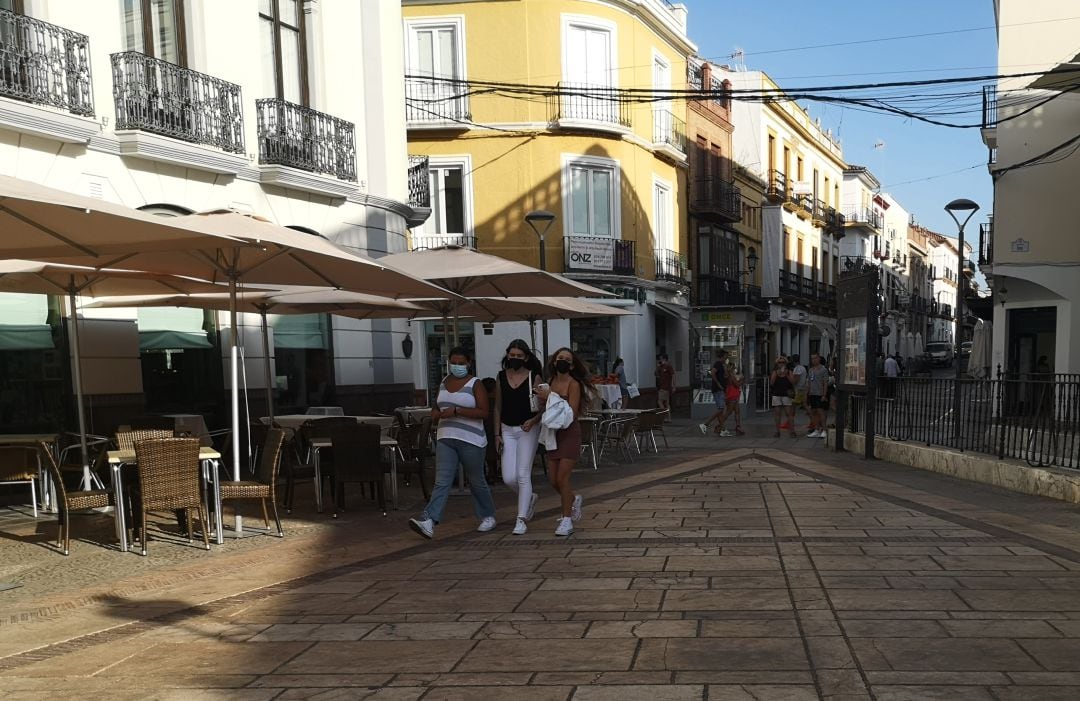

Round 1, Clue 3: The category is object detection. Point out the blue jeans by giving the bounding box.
[423,438,496,524]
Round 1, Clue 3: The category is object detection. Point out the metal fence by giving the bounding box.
[846,375,1080,470]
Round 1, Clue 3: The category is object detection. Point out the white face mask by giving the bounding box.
[449,364,469,378]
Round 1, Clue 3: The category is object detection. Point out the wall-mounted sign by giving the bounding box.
[567,237,614,271]
[1010,238,1030,253]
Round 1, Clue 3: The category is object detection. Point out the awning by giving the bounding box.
[0,324,53,350]
[140,329,212,351]
[271,313,328,350]
[652,301,690,322]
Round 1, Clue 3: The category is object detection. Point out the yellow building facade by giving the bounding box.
[403,0,696,397]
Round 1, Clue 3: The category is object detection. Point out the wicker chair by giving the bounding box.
[116,429,175,451]
[283,417,356,513]
[219,428,285,537]
[37,442,113,555]
[0,446,41,518]
[57,432,111,490]
[392,417,432,501]
[133,437,209,556]
[328,423,387,517]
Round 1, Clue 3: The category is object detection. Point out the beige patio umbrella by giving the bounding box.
[378,246,611,357]
[48,210,455,509]
[0,260,244,488]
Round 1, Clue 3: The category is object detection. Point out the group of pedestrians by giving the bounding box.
[698,348,745,437]
[769,353,832,438]
[408,340,589,541]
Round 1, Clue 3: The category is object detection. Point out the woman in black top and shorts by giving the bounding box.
[494,339,544,535]
[770,356,797,438]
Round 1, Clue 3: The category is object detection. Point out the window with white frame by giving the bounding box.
[562,16,617,122]
[405,18,467,122]
[566,157,618,237]
[415,158,472,247]
[652,52,672,144]
[653,178,673,251]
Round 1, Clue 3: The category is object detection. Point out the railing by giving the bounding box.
[687,60,703,91]
[779,269,835,308]
[979,222,993,266]
[551,82,632,128]
[409,233,477,251]
[939,303,953,318]
[563,235,635,275]
[652,108,685,153]
[788,191,812,213]
[766,169,786,200]
[0,8,93,116]
[982,85,998,129]
[407,155,430,209]
[405,77,470,123]
[825,206,845,235]
[840,255,878,277]
[691,177,741,221]
[111,51,244,153]
[847,375,1080,470]
[843,207,882,230]
[988,147,997,166]
[696,279,762,308]
[256,98,355,181]
[654,248,686,284]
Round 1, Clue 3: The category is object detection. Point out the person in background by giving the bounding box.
[699,349,729,435]
[536,347,591,537]
[494,339,543,536]
[789,353,808,431]
[613,357,629,408]
[409,346,496,540]
[718,359,745,436]
[770,356,797,438]
[655,353,675,413]
[883,353,899,399]
[805,353,830,439]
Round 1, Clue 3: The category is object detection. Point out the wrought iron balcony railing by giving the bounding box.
[766,169,786,201]
[824,206,845,235]
[407,155,430,209]
[652,108,686,154]
[0,8,93,116]
[256,98,355,181]
[409,233,477,251]
[696,278,762,308]
[564,235,635,276]
[779,269,835,308]
[979,221,993,266]
[982,85,998,129]
[843,206,883,231]
[690,177,741,222]
[654,248,687,284]
[551,82,632,129]
[788,190,812,214]
[111,51,244,153]
[840,255,878,277]
[405,77,470,124]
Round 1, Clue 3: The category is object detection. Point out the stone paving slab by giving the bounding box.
[3,419,1080,698]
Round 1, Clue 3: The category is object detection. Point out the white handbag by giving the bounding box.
[528,372,540,413]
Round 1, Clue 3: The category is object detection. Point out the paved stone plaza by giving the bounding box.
[2,421,1080,700]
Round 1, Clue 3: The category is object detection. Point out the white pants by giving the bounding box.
[500,423,540,519]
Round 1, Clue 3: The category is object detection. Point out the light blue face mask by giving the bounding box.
[449,364,469,378]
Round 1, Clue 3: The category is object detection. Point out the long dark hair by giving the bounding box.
[546,347,594,393]
[501,338,543,376]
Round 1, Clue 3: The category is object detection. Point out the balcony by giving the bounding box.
[696,278,763,308]
[564,235,635,276]
[405,77,470,128]
[690,177,741,222]
[255,98,357,196]
[550,82,632,134]
[839,255,878,278]
[825,206,845,236]
[406,155,431,228]
[843,206,882,232]
[652,108,686,161]
[778,270,835,311]
[979,221,993,267]
[409,233,477,251]
[981,84,997,149]
[0,8,97,143]
[786,190,812,218]
[654,248,688,285]
[111,51,245,173]
[766,169,787,202]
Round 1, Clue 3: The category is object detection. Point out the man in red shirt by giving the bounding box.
[655,353,675,412]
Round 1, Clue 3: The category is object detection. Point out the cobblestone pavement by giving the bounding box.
[2,417,1080,699]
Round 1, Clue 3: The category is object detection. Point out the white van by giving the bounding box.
[925,341,953,368]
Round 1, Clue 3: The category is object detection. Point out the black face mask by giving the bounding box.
[555,359,571,375]
[506,357,525,370]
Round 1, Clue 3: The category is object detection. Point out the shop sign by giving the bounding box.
[699,311,736,323]
[602,286,646,303]
[567,237,614,271]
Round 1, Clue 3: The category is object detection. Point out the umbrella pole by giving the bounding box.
[67,287,91,491]
[529,319,537,354]
[260,308,274,423]
[229,276,243,536]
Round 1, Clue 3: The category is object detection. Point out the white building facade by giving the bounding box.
[0,0,427,432]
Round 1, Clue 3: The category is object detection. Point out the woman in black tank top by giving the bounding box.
[493,339,544,536]
[770,357,797,437]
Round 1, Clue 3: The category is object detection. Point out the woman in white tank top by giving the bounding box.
[409,346,497,540]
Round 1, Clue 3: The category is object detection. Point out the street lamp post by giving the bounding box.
[944,198,979,448]
[525,210,557,360]
[741,247,759,306]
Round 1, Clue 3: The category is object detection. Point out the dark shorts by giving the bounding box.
[808,394,827,410]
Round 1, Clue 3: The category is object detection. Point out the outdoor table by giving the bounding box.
[260,414,395,433]
[305,406,344,416]
[161,414,212,446]
[107,446,223,553]
[596,385,623,409]
[306,436,398,511]
[0,434,59,512]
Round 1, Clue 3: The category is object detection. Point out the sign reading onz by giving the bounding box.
[567,238,614,271]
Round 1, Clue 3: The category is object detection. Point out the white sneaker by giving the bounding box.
[555,517,574,537]
[719,430,734,437]
[571,494,583,522]
[526,493,538,521]
[409,517,434,539]
[819,430,828,439]
[698,423,708,435]
[512,518,527,535]
[477,516,496,533]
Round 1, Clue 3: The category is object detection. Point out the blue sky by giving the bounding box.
[681,0,998,241]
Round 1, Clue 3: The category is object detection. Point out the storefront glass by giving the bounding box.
[570,316,614,376]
